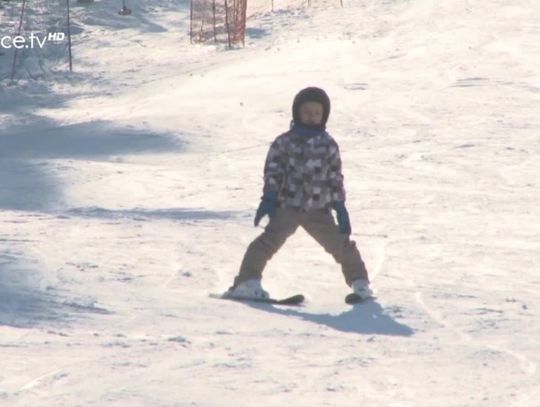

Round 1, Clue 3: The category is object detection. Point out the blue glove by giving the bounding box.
[254,191,278,226]
[332,201,351,235]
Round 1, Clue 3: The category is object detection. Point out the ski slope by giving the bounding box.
[1,0,539,405]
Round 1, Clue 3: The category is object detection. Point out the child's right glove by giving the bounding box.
[332,201,352,235]
[254,191,278,226]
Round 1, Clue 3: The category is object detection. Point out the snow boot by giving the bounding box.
[351,279,373,300]
[226,279,270,300]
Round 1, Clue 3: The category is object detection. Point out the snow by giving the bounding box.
[1,0,540,405]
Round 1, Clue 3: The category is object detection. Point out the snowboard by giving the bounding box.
[345,293,375,305]
[210,293,305,306]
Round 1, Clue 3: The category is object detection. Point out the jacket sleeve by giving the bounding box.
[262,137,286,196]
[328,141,346,203]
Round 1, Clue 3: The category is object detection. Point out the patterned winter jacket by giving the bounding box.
[262,128,346,211]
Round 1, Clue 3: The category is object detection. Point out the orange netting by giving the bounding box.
[190,0,247,46]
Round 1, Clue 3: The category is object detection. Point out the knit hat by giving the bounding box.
[292,87,331,128]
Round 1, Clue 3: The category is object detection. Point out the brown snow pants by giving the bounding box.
[234,207,369,287]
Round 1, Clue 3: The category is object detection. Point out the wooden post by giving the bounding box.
[212,0,217,42]
[224,0,232,49]
[189,0,193,43]
[66,0,73,72]
[10,0,27,80]
[241,0,247,47]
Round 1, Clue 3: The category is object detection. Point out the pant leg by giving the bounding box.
[234,208,300,286]
[301,209,369,286]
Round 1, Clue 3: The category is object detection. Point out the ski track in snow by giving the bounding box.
[414,290,538,407]
[391,114,539,402]
[415,291,537,375]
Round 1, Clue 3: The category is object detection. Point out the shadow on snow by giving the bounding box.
[0,262,111,329]
[0,89,189,328]
[244,299,414,337]
[0,118,182,160]
[0,117,183,211]
[63,206,241,222]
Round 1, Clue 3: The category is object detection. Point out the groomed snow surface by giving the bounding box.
[1,0,539,405]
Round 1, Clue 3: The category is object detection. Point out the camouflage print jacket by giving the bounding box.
[262,129,346,211]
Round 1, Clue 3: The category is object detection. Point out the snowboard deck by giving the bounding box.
[210,293,305,306]
[345,293,375,305]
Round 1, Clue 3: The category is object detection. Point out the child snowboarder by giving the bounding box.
[226,87,372,301]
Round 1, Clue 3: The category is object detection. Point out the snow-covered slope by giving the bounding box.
[1,0,539,405]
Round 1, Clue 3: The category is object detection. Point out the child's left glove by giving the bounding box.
[254,191,278,226]
[332,201,352,235]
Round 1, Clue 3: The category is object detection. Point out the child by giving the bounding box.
[226,87,372,300]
